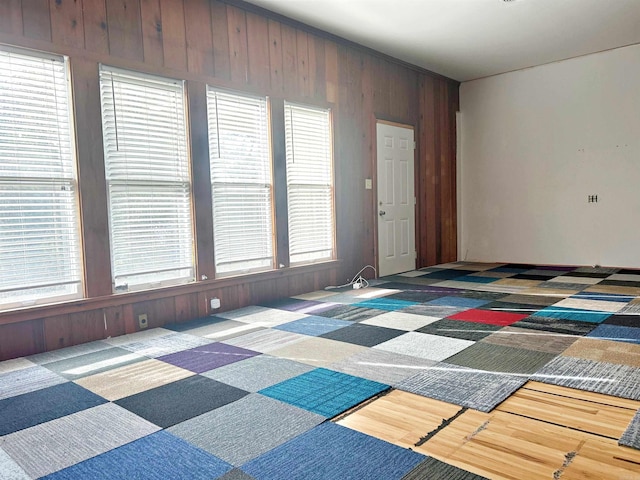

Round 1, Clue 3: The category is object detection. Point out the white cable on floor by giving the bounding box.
[325,265,377,290]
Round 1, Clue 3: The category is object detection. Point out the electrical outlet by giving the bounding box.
[138,313,148,329]
[210,298,221,309]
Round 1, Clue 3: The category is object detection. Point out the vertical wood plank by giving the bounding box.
[122,303,135,334]
[159,0,186,71]
[71,58,113,297]
[139,0,163,67]
[280,24,297,96]
[0,0,24,35]
[104,305,125,338]
[271,99,289,268]
[296,29,309,97]
[174,293,199,323]
[311,36,326,102]
[22,0,51,41]
[50,0,84,48]
[324,40,338,103]
[227,4,248,85]
[82,0,109,54]
[187,80,215,280]
[105,0,143,61]
[422,75,438,266]
[210,0,230,81]
[246,11,270,92]
[43,315,70,351]
[69,310,107,344]
[268,19,283,94]
[184,0,214,76]
[0,320,45,360]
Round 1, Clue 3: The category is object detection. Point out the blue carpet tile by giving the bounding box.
[353,298,417,311]
[242,422,423,480]
[274,316,351,336]
[115,375,248,428]
[571,292,635,303]
[533,306,612,323]
[586,324,640,344]
[42,431,232,479]
[0,382,106,435]
[427,296,490,309]
[259,368,388,418]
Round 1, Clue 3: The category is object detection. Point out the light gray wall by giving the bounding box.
[459,44,640,268]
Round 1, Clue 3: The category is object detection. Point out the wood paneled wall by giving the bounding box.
[0,0,459,361]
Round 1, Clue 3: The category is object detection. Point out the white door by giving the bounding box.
[376,122,416,276]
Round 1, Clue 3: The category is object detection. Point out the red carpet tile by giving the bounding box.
[447,309,528,326]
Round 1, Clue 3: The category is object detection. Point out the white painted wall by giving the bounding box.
[459,44,640,268]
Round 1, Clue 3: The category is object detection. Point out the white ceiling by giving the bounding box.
[243,0,640,82]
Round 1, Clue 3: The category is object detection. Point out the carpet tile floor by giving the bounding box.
[2,261,640,478]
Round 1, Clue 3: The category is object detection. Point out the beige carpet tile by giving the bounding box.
[221,329,307,353]
[553,298,626,313]
[74,359,194,401]
[561,338,640,367]
[548,275,603,285]
[521,287,578,297]
[230,308,309,327]
[293,290,340,301]
[0,357,37,375]
[584,285,640,296]
[105,328,174,347]
[268,337,367,368]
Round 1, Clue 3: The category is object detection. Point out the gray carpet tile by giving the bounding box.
[536,281,588,291]
[203,355,315,392]
[0,449,29,480]
[573,267,620,274]
[374,332,474,362]
[481,326,578,354]
[416,319,502,342]
[499,294,561,306]
[28,341,112,365]
[115,375,248,428]
[0,365,67,400]
[532,356,640,400]
[221,329,307,353]
[397,363,527,412]
[1,403,160,479]
[619,409,640,449]
[218,469,256,480]
[512,316,597,336]
[328,348,437,386]
[619,301,640,315]
[168,393,324,466]
[118,333,214,358]
[402,457,488,480]
[444,342,557,374]
[319,323,405,347]
[44,347,146,380]
[316,305,387,322]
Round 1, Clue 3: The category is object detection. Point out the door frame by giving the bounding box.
[373,118,417,277]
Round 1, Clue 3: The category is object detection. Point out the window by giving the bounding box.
[0,47,82,309]
[99,66,194,292]
[207,88,274,276]
[284,102,335,264]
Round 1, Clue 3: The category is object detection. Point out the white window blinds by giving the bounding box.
[207,88,274,276]
[99,66,195,291]
[284,102,335,265]
[0,48,82,310]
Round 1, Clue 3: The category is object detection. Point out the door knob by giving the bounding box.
[379,210,386,216]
